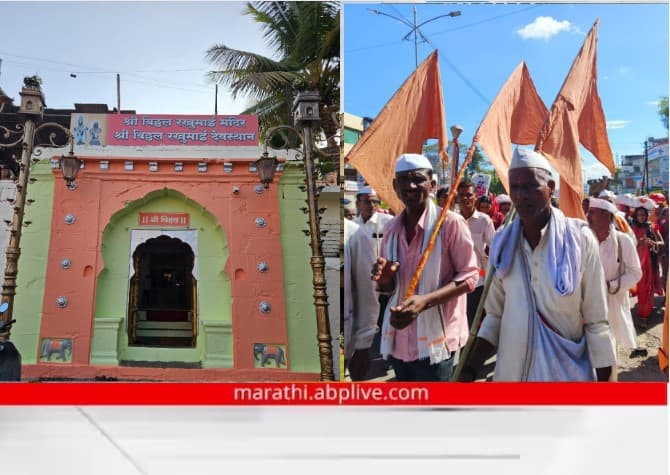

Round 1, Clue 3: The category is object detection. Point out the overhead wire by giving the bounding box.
[0,51,208,75]
[0,52,214,95]
[2,59,211,95]
[345,4,541,54]
[422,36,491,105]
[345,4,542,105]
[428,4,540,37]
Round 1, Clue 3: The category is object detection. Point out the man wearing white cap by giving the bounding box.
[496,194,512,217]
[353,185,394,369]
[456,180,495,329]
[354,186,393,255]
[343,198,357,221]
[599,190,635,241]
[587,197,644,362]
[460,148,616,381]
[372,153,478,381]
[615,193,636,223]
[343,219,380,380]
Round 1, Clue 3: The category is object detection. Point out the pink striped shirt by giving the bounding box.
[381,208,478,362]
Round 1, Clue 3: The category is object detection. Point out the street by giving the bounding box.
[347,296,668,382]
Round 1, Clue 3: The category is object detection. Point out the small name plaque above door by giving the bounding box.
[138,212,190,227]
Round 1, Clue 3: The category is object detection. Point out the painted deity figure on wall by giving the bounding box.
[89,121,102,145]
[73,116,88,145]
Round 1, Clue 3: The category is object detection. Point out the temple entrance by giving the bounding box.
[128,236,197,347]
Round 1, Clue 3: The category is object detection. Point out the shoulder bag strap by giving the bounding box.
[608,233,623,295]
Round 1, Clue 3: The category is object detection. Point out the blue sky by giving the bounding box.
[0,2,273,115]
[343,2,669,181]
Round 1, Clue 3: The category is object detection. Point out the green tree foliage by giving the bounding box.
[467,146,506,194]
[465,146,484,177]
[488,170,506,195]
[206,2,340,139]
[659,96,669,130]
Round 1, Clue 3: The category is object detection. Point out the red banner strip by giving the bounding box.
[0,382,666,406]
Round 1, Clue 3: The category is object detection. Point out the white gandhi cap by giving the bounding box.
[615,193,635,208]
[598,190,616,202]
[496,193,511,204]
[395,153,433,173]
[509,147,552,174]
[589,197,618,215]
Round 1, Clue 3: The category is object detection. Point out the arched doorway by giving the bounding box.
[128,236,197,347]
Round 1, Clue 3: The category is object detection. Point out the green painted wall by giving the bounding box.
[13,160,55,364]
[278,163,319,373]
[94,189,231,363]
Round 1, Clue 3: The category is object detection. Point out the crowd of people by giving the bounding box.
[343,149,668,382]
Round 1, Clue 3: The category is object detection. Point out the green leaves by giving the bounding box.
[206,1,340,140]
[658,96,668,130]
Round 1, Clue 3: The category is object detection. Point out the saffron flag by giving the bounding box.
[346,50,448,213]
[536,19,615,219]
[476,61,548,193]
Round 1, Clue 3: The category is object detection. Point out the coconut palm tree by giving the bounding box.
[206,2,340,146]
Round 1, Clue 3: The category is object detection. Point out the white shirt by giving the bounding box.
[597,225,642,350]
[478,218,617,381]
[343,219,379,360]
[464,210,495,287]
[354,212,394,257]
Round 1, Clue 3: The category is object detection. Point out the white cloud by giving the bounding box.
[606,120,632,130]
[583,162,612,181]
[516,17,582,40]
[647,100,660,106]
[618,66,630,75]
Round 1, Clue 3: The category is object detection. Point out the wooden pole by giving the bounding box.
[451,207,516,381]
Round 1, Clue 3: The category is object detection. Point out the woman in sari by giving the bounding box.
[476,194,505,229]
[650,194,669,293]
[631,206,664,326]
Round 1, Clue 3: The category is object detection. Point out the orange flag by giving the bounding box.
[476,61,548,193]
[346,50,448,213]
[536,19,615,219]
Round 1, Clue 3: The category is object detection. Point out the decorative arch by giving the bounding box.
[92,187,232,364]
[101,188,223,267]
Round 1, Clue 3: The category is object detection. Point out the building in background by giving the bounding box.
[647,138,669,191]
[619,153,646,194]
[342,112,370,204]
[617,137,668,195]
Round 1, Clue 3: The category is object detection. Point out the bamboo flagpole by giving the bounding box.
[403,140,479,300]
[451,207,516,381]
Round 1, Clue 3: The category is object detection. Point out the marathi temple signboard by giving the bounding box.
[71,113,258,147]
